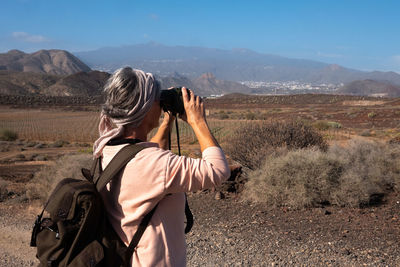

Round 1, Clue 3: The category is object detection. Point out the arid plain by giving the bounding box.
[0,94,400,266]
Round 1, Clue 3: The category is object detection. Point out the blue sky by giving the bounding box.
[1,0,399,73]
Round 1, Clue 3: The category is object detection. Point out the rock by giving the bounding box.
[35,155,47,161]
[215,191,225,200]
[34,143,46,149]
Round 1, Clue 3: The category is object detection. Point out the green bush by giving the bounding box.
[0,129,18,141]
[243,140,400,208]
[225,120,328,170]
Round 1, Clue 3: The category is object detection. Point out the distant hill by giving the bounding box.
[192,73,252,96]
[0,49,91,75]
[75,42,400,85]
[157,72,195,90]
[337,79,400,97]
[0,70,108,96]
[158,72,251,96]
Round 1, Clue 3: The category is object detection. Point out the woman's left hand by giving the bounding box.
[161,111,175,129]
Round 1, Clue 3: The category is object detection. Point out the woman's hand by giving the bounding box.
[150,110,175,150]
[161,110,175,129]
[181,87,219,152]
[181,87,206,127]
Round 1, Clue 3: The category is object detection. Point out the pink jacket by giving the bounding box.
[100,142,230,267]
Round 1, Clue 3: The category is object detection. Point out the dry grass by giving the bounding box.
[26,153,92,203]
[0,108,100,142]
[243,140,400,208]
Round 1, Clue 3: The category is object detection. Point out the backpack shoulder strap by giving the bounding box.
[95,144,146,192]
[127,202,158,254]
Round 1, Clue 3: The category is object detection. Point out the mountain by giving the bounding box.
[75,43,400,85]
[192,73,252,96]
[157,72,251,96]
[0,70,109,96]
[157,72,195,90]
[0,49,91,75]
[337,79,400,97]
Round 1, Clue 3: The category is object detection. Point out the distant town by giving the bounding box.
[240,81,343,92]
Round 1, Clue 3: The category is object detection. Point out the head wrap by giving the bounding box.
[93,68,159,158]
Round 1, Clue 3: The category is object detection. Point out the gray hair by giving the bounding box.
[102,67,160,119]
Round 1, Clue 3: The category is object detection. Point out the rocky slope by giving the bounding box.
[0,70,109,96]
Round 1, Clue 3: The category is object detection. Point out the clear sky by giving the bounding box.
[1,0,399,73]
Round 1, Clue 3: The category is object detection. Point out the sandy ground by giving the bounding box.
[0,192,399,267]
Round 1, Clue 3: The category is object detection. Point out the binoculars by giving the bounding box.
[160,87,191,116]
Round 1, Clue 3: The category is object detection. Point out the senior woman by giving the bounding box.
[93,67,230,266]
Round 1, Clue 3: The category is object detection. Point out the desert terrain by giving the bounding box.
[0,94,399,266]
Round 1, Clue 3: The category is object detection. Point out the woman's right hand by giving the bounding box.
[181,87,206,127]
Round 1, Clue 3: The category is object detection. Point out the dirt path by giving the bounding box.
[186,192,400,266]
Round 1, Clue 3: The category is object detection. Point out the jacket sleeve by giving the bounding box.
[164,146,230,193]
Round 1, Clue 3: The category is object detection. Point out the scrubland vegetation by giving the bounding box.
[224,120,400,208]
[0,94,400,210]
[225,120,328,170]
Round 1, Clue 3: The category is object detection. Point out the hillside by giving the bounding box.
[0,49,91,75]
[0,70,109,96]
[0,71,59,95]
[338,79,400,97]
[43,71,110,96]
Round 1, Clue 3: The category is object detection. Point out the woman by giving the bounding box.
[93,67,230,266]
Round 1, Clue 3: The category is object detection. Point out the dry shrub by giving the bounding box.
[0,129,18,141]
[330,140,400,207]
[225,120,327,170]
[243,140,400,208]
[26,153,92,203]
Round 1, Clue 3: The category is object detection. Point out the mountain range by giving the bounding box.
[0,49,253,96]
[1,46,400,97]
[75,42,400,85]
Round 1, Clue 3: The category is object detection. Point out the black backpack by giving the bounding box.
[30,144,158,267]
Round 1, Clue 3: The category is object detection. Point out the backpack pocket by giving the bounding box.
[68,240,104,267]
